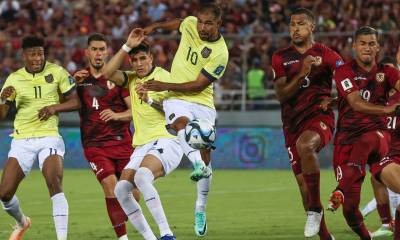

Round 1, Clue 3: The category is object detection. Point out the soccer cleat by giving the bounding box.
[9,217,31,240]
[194,211,207,237]
[190,162,212,182]
[327,190,344,212]
[304,210,323,237]
[371,224,393,237]
[159,234,176,240]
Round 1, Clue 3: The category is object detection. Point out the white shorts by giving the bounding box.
[125,138,183,175]
[8,136,65,176]
[163,99,217,125]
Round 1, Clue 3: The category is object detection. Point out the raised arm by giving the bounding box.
[143,19,182,35]
[102,28,145,86]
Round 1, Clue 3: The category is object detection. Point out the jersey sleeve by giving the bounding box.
[384,65,400,89]
[271,53,285,82]
[179,16,196,33]
[334,66,359,98]
[201,52,228,82]
[1,75,16,102]
[324,47,344,71]
[58,67,76,96]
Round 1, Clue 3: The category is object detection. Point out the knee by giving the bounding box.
[170,117,189,131]
[296,140,316,156]
[114,180,133,200]
[134,168,154,189]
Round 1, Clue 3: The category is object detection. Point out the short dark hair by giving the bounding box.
[354,26,378,40]
[290,8,315,22]
[380,56,398,67]
[198,3,222,19]
[22,36,45,50]
[128,41,151,56]
[87,33,107,46]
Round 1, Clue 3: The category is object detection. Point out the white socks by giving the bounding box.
[115,180,157,240]
[196,171,212,212]
[177,129,205,167]
[361,198,377,217]
[51,192,69,240]
[1,195,27,227]
[135,167,173,237]
[118,235,128,240]
[389,189,400,217]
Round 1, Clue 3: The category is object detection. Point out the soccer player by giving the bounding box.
[271,8,342,239]
[141,3,229,236]
[0,36,80,240]
[328,26,400,240]
[100,29,182,240]
[73,33,137,240]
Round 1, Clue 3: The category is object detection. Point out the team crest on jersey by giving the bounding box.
[45,74,54,83]
[320,121,327,130]
[314,56,322,66]
[376,73,385,82]
[107,81,115,90]
[201,47,212,58]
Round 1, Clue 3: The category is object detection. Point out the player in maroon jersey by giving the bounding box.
[271,8,342,239]
[73,33,137,240]
[328,27,400,240]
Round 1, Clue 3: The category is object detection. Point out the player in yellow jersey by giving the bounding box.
[141,3,229,236]
[97,29,181,240]
[0,36,80,240]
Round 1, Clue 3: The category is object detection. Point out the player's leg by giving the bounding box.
[388,188,400,217]
[370,175,393,237]
[163,99,210,181]
[114,145,157,240]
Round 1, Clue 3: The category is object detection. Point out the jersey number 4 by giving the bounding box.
[92,97,99,110]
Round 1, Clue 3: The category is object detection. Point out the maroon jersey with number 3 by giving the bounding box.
[77,70,132,147]
[272,43,343,146]
[334,61,399,145]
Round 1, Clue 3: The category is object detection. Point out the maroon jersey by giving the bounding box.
[77,70,132,148]
[334,61,399,145]
[387,91,400,157]
[272,42,343,145]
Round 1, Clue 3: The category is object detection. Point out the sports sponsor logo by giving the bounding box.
[214,65,225,75]
[341,78,353,91]
[354,76,367,81]
[283,60,300,66]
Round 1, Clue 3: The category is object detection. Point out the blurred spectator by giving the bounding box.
[247,58,266,110]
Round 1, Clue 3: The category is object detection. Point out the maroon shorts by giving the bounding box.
[333,130,391,181]
[84,144,133,182]
[286,115,334,176]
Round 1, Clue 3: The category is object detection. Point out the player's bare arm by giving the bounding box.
[73,70,90,83]
[99,96,132,122]
[144,72,210,93]
[0,86,14,119]
[38,90,81,121]
[346,91,398,115]
[143,18,182,35]
[274,55,316,103]
[102,29,145,86]
[136,83,164,112]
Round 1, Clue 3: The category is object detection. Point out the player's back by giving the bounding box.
[169,16,229,109]
[334,61,398,145]
[272,42,341,134]
[77,70,132,148]
[2,61,75,139]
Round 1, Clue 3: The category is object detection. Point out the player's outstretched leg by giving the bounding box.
[0,157,31,240]
[370,176,393,238]
[115,170,157,240]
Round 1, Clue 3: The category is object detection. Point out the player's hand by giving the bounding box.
[319,98,332,111]
[0,86,15,101]
[143,26,154,35]
[100,109,120,122]
[73,70,89,83]
[143,80,168,92]
[126,28,145,48]
[38,105,57,121]
[136,84,149,103]
[300,55,316,77]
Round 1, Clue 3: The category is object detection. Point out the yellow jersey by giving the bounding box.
[1,61,76,139]
[169,16,229,109]
[125,67,173,146]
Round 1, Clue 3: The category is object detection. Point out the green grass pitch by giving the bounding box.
[0,169,384,239]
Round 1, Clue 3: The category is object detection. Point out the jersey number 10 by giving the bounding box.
[186,47,198,65]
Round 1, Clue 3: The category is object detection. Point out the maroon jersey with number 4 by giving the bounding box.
[77,70,132,147]
[334,61,399,145]
[272,43,343,146]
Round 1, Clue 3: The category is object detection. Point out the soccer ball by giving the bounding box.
[185,119,216,149]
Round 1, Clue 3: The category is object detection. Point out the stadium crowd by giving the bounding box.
[0,0,399,103]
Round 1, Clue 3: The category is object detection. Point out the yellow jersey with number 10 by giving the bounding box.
[1,61,76,139]
[169,16,229,109]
